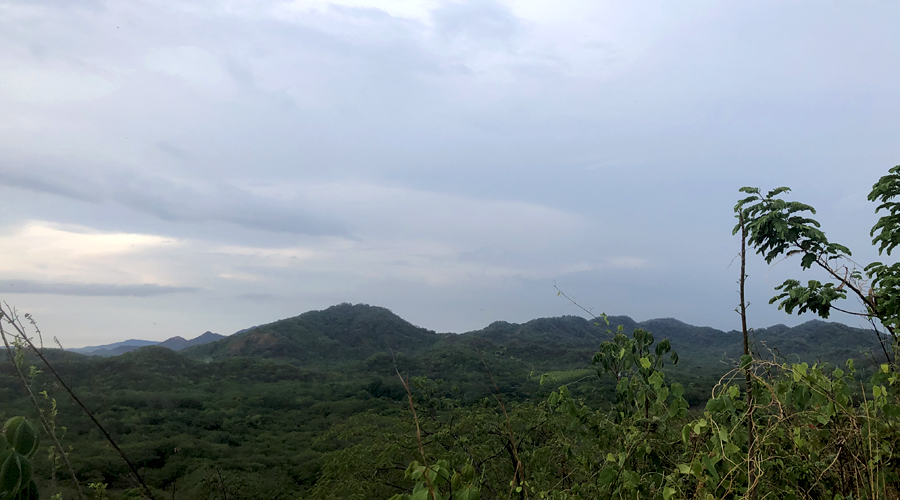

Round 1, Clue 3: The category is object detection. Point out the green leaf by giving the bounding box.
[2,419,23,451]
[597,466,616,487]
[0,450,30,499]
[5,420,37,460]
[718,429,729,443]
[461,462,475,482]
[13,480,38,500]
[701,455,720,483]
[453,487,479,500]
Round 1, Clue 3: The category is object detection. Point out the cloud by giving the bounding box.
[1,0,899,345]
[0,166,348,236]
[0,65,120,105]
[144,45,237,99]
[0,165,101,202]
[0,280,198,297]
[0,220,183,286]
[433,0,521,46]
[604,257,649,269]
[155,141,190,160]
[235,292,276,301]
[107,173,348,236]
[246,180,587,246]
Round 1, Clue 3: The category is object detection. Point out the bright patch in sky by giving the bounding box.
[0,221,176,284]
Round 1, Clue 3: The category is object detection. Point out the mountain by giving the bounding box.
[158,331,226,351]
[70,339,158,355]
[73,331,225,357]
[182,303,887,372]
[749,320,889,364]
[186,303,441,363]
[158,336,191,351]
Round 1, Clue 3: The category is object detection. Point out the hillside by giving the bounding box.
[185,303,441,363]
[64,303,885,376]
[180,303,885,373]
[1,303,890,499]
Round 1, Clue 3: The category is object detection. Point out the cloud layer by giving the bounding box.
[1,0,898,345]
[0,280,198,297]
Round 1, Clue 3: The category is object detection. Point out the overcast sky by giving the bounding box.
[1,0,898,347]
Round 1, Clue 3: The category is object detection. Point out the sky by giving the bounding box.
[1,0,899,347]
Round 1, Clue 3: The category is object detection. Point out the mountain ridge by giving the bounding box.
[180,303,886,370]
[73,331,225,357]
[69,303,885,369]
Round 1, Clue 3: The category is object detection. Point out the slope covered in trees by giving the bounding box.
[0,303,887,499]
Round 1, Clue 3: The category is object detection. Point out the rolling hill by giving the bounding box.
[180,303,887,372]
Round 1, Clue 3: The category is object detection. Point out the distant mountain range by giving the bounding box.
[69,303,888,372]
[182,303,889,370]
[71,331,225,357]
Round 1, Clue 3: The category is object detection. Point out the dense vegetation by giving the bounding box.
[3,165,900,499]
[0,306,887,499]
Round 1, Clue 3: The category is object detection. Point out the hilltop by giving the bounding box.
[186,303,441,362]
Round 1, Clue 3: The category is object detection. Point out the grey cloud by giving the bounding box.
[107,173,348,236]
[155,141,190,160]
[2,0,105,9]
[0,280,198,297]
[0,165,347,236]
[433,0,521,45]
[0,165,102,202]
[235,293,276,301]
[2,0,900,345]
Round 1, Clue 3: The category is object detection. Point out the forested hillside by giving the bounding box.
[0,303,887,499]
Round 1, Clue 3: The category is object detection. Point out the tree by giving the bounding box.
[735,165,900,365]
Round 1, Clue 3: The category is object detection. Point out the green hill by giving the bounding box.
[181,303,884,372]
[185,303,441,363]
[3,303,888,499]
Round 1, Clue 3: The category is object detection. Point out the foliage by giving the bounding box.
[735,167,900,347]
[1,416,40,500]
[387,460,480,500]
[0,308,887,499]
[675,357,900,499]
[381,333,900,499]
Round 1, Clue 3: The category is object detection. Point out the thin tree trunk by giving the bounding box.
[738,212,756,500]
